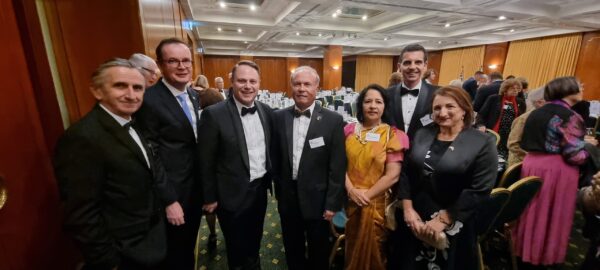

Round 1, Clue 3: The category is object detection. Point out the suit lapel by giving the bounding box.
[408,81,431,134]
[226,99,250,172]
[188,88,201,134]
[95,105,149,169]
[393,84,405,131]
[156,81,194,136]
[256,102,271,166]
[284,107,294,169]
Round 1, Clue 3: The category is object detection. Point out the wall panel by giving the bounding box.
[139,0,185,58]
[575,31,600,100]
[298,58,324,86]
[323,46,343,89]
[427,51,443,85]
[254,57,288,92]
[203,55,240,89]
[355,55,394,91]
[482,42,509,75]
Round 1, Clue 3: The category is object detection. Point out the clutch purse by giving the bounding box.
[415,230,449,250]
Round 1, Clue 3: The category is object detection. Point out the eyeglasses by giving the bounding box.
[164,58,192,67]
[141,67,157,75]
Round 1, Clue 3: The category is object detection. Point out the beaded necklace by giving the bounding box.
[354,122,381,144]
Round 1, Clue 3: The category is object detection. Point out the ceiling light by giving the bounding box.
[444,23,451,28]
[332,13,337,18]
[318,33,322,37]
[244,41,248,44]
[384,37,389,41]
[219,2,226,8]
[498,15,506,20]
[237,28,242,33]
[336,9,342,14]
[249,4,256,11]
[509,29,515,32]
[438,40,442,44]
[362,15,367,21]
[217,27,222,31]
[296,32,300,36]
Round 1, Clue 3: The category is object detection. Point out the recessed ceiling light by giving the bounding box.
[217,27,222,31]
[244,41,248,44]
[510,29,515,32]
[249,4,256,11]
[296,32,300,36]
[332,13,337,18]
[219,2,226,8]
[336,9,342,14]
[384,37,389,41]
[362,15,367,21]
[237,28,242,33]
[318,33,322,37]
[498,15,506,20]
[438,41,443,44]
[444,23,451,28]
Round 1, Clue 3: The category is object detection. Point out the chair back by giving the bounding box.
[334,99,344,110]
[498,162,523,188]
[476,188,510,237]
[486,129,500,146]
[493,176,542,228]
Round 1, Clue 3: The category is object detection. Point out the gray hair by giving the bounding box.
[526,87,545,111]
[128,53,157,70]
[291,66,320,85]
[215,77,224,83]
[91,58,142,88]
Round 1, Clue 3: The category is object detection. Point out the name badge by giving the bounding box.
[420,114,433,126]
[503,104,510,110]
[365,133,380,142]
[309,137,325,149]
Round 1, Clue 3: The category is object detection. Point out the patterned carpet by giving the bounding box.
[194,194,590,270]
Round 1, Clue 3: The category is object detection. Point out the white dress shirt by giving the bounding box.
[233,97,267,181]
[292,103,315,180]
[99,104,150,168]
[163,78,197,138]
[401,80,423,132]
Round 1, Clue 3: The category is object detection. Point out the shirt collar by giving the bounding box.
[294,102,316,115]
[162,78,189,97]
[233,95,256,115]
[99,104,131,126]
[401,80,423,91]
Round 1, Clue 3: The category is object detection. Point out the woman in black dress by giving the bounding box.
[396,86,498,270]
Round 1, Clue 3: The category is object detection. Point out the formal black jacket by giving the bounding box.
[271,105,347,219]
[462,77,477,100]
[55,105,166,269]
[386,80,439,139]
[198,97,273,211]
[398,126,498,222]
[136,80,202,213]
[473,80,503,112]
[476,94,526,129]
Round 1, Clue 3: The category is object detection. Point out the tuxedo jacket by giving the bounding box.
[136,80,202,213]
[476,94,526,129]
[197,97,273,211]
[55,105,166,269]
[398,126,498,222]
[473,80,503,112]
[271,105,347,219]
[386,80,439,139]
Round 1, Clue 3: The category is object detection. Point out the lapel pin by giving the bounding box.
[449,146,454,151]
[317,115,322,121]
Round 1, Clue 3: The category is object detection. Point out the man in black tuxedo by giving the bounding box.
[55,58,166,270]
[473,71,503,112]
[386,43,439,139]
[272,66,346,269]
[198,60,273,270]
[135,38,202,269]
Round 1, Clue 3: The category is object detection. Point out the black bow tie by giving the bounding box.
[294,109,311,118]
[123,119,135,130]
[400,87,419,97]
[241,106,257,116]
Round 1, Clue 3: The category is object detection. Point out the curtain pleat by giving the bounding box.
[438,46,485,86]
[355,55,394,91]
[503,34,582,89]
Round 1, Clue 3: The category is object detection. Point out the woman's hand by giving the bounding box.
[422,218,447,240]
[348,187,370,207]
[584,135,598,146]
[403,206,424,235]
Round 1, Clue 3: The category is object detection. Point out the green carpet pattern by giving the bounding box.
[194,194,591,270]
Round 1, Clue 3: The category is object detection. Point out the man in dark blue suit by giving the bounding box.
[462,70,484,100]
[55,58,166,270]
[136,38,202,269]
[473,71,503,112]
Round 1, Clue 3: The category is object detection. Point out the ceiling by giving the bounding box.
[182,0,600,58]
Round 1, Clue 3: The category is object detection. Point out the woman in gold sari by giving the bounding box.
[344,84,409,269]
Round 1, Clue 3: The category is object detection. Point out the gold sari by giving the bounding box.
[344,123,408,270]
